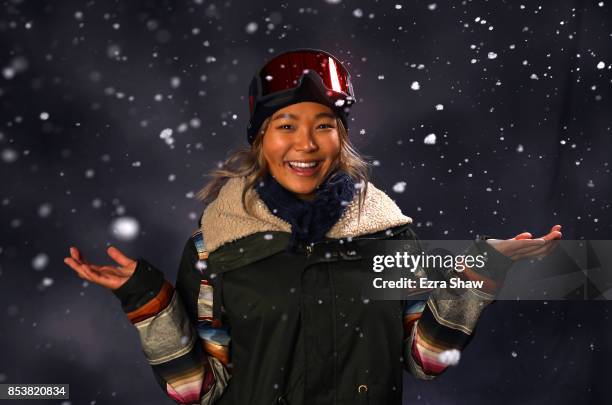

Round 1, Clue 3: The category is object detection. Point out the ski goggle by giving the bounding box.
[248,49,355,116]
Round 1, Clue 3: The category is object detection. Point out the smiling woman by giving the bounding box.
[264,104,339,196]
[64,48,562,405]
[263,103,342,199]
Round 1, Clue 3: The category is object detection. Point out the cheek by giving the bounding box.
[321,134,341,160]
[262,133,289,166]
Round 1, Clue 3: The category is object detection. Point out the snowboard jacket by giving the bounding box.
[112,175,513,405]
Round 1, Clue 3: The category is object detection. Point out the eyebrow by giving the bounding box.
[272,112,336,121]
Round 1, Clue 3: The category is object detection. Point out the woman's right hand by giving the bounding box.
[64,246,137,290]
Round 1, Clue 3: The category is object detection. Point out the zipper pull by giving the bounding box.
[305,244,313,258]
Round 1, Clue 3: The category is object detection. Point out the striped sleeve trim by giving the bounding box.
[162,355,230,405]
[403,300,426,337]
[134,291,198,365]
[200,357,231,405]
[136,290,231,404]
[404,293,486,378]
[407,314,470,378]
[411,322,451,376]
[202,340,230,367]
[152,339,219,404]
[111,259,165,313]
[166,364,207,404]
[403,322,436,380]
[127,281,174,324]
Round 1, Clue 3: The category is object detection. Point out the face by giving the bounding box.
[261,102,341,201]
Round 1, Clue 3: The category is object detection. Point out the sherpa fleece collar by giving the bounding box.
[199,175,412,254]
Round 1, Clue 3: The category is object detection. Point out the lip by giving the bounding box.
[284,160,323,177]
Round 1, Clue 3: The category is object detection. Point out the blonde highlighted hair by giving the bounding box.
[196,117,371,218]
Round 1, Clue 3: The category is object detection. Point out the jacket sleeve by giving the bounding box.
[111,236,230,404]
[399,228,514,379]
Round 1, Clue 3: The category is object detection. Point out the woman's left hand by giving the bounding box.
[484,224,563,261]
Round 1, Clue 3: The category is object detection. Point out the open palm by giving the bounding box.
[487,224,563,261]
[64,246,137,290]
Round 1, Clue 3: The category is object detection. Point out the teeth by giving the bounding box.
[289,161,318,168]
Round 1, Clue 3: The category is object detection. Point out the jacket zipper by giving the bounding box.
[305,244,313,258]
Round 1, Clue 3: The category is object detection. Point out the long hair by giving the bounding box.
[195,116,371,219]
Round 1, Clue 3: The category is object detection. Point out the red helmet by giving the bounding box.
[247,48,356,144]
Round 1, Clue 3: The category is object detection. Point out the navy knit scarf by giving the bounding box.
[254,170,356,253]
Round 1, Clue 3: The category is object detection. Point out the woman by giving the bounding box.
[64,49,562,405]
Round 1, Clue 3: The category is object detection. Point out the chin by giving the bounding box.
[286,184,317,196]
[274,171,324,197]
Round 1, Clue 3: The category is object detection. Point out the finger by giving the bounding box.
[69,247,82,263]
[70,246,93,265]
[64,257,94,281]
[513,232,532,240]
[537,225,562,240]
[540,231,562,241]
[64,257,82,273]
[106,246,134,267]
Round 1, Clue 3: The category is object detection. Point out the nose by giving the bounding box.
[293,127,318,152]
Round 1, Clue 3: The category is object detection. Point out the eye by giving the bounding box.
[276,124,294,130]
[317,123,335,129]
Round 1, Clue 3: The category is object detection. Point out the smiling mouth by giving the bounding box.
[284,160,323,176]
[286,160,321,169]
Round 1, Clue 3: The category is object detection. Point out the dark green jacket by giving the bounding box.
[113,176,513,405]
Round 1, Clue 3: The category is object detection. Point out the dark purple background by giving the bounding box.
[1,0,611,404]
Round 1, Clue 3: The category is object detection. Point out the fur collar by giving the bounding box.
[199,175,412,253]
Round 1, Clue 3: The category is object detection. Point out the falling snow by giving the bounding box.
[38,203,53,217]
[31,253,49,271]
[159,128,175,148]
[245,22,258,34]
[438,349,461,366]
[423,133,437,145]
[1,1,610,402]
[170,76,181,88]
[2,148,18,163]
[392,181,407,193]
[110,216,140,241]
